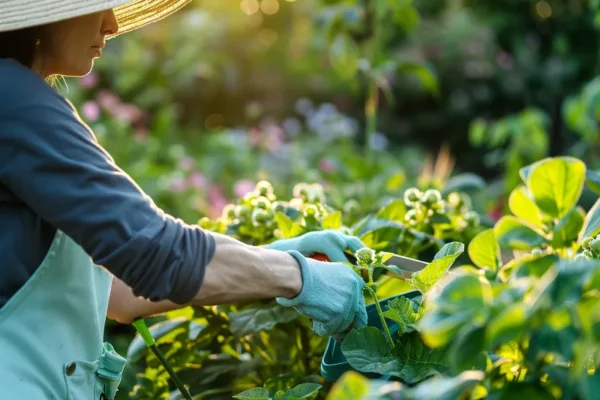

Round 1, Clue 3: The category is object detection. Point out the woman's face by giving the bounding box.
[36,9,119,77]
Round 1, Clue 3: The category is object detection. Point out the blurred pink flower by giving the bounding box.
[81,101,100,122]
[233,179,255,197]
[488,199,504,222]
[79,71,99,89]
[188,171,207,189]
[496,51,514,70]
[249,128,262,147]
[97,90,121,112]
[114,104,144,124]
[319,158,336,173]
[171,176,188,193]
[208,184,228,215]
[179,156,195,171]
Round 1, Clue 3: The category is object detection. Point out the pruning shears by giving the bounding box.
[309,250,428,342]
[311,250,428,277]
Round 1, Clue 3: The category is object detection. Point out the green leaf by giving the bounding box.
[509,186,544,227]
[512,254,560,278]
[583,371,600,400]
[494,216,547,250]
[341,327,398,375]
[322,211,342,229]
[396,62,438,95]
[275,212,305,238]
[409,370,485,400]
[552,207,585,248]
[392,332,450,383]
[468,229,500,272]
[485,303,528,347]
[449,325,487,372]
[435,274,491,314]
[326,371,394,399]
[342,328,448,383]
[497,382,555,399]
[580,198,600,240]
[586,169,600,194]
[382,296,421,335]
[375,199,406,222]
[469,119,487,147]
[229,302,300,338]
[527,157,586,219]
[284,383,322,400]
[127,317,188,362]
[418,310,474,348]
[442,173,486,195]
[233,388,270,400]
[410,242,464,293]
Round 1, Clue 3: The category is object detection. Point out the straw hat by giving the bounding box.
[0,0,192,39]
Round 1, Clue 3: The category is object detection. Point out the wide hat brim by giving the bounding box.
[0,0,191,39]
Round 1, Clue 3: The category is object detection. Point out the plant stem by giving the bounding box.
[365,285,395,349]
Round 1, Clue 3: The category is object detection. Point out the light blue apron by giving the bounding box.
[0,230,127,399]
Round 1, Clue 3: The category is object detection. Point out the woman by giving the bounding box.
[0,1,368,399]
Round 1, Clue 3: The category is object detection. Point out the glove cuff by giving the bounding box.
[276,250,312,305]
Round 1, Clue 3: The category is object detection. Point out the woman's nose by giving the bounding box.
[102,9,119,36]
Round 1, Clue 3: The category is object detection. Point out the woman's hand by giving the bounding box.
[265,230,366,262]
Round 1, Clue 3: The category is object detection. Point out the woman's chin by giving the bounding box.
[61,61,95,78]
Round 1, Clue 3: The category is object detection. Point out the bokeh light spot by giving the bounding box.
[240,0,259,15]
[260,0,280,15]
[536,1,552,19]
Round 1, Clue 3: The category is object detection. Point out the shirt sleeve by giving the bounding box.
[0,101,216,304]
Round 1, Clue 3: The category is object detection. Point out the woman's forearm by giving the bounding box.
[108,233,303,323]
[190,233,302,305]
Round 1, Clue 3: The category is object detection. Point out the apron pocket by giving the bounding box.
[63,359,102,400]
[63,343,127,400]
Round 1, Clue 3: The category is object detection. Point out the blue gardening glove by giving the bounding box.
[276,250,368,336]
[266,230,365,262]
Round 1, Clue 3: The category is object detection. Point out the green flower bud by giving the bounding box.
[404,209,419,225]
[583,237,594,251]
[531,248,543,256]
[404,188,422,206]
[252,209,272,225]
[235,205,251,218]
[221,204,236,220]
[465,211,480,227]
[293,183,310,199]
[584,250,595,259]
[447,192,462,209]
[421,189,442,206]
[430,200,445,213]
[355,248,375,265]
[304,204,319,216]
[252,196,271,210]
[271,201,285,214]
[255,180,274,196]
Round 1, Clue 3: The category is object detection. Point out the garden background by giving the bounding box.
[59,0,600,398]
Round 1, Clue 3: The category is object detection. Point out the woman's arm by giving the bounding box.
[108,233,303,323]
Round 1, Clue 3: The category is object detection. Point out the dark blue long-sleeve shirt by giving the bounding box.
[0,58,216,308]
